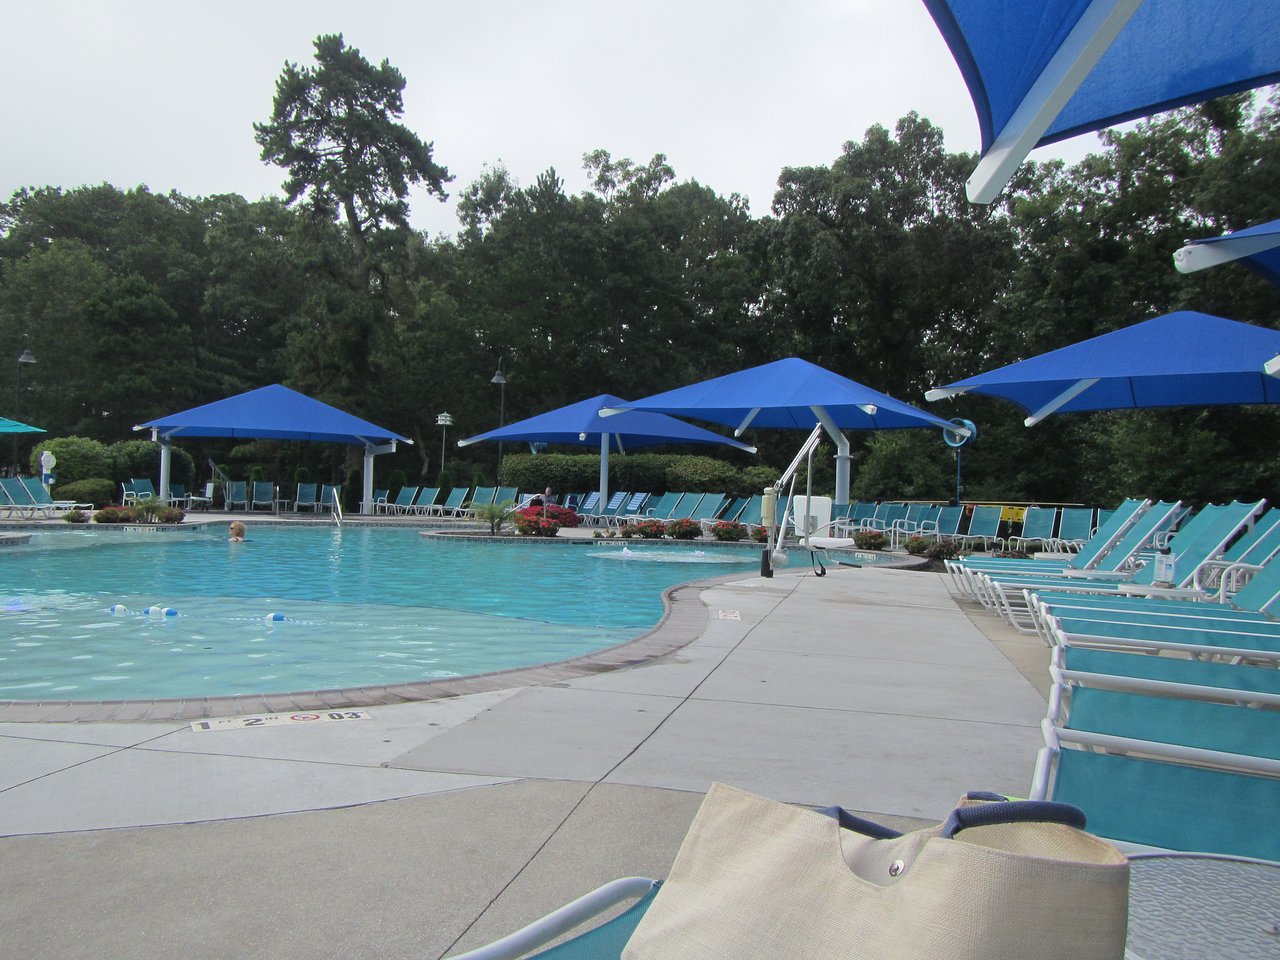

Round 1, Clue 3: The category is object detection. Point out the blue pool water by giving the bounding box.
[0,527,758,701]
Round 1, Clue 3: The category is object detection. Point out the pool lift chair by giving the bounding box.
[761,422,834,579]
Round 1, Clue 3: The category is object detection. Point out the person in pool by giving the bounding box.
[229,521,246,542]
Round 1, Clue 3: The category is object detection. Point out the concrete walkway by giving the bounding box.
[0,563,1048,960]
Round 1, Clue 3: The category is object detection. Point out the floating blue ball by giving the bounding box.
[266,612,287,622]
[109,604,129,615]
[145,606,178,617]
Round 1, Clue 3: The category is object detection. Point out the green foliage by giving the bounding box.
[666,518,703,540]
[513,510,561,536]
[386,468,407,494]
[54,478,115,508]
[34,437,110,485]
[924,539,962,561]
[664,456,739,494]
[436,469,453,491]
[475,499,515,535]
[737,466,779,497]
[710,520,748,542]
[903,536,933,556]
[851,433,953,502]
[62,509,89,523]
[853,530,889,551]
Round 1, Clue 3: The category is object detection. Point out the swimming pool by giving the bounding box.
[0,527,758,702]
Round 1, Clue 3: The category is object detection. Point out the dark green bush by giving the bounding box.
[54,478,115,508]
[853,530,889,551]
[500,452,770,500]
[62,509,89,523]
[30,437,110,485]
[665,456,739,494]
[903,536,931,556]
[924,539,963,561]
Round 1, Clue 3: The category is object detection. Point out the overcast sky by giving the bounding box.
[2,0,1102,238]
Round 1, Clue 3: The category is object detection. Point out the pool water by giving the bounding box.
[0,527,757,701]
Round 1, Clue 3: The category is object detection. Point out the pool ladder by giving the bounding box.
[331,487,343,527]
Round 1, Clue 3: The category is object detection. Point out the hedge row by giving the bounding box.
[497,453,777,498]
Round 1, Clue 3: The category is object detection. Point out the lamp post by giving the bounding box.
[13,335,35,475]
[490,358,507,471]
[435,412,454,478]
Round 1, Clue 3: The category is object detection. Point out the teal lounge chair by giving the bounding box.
[465,487,498,518]
[1051,646,1280,709]
[250,481,276,511]
[1,476,49,517]
[21,477,93,512]
[450,877,661,959]
[955,505,1004,551]
[495,486,519,507]
[430,487,470,517]
[622,492,679,524]
[581,491,626,526]
[223,481,249,511]
[684,494,723,526]
[293,483,319,512]
[409,487,440,515]
[1007,506,1059,552]
[606,492,650,527]
[1051,507,1096,552]
[382,486,417,514]
[319,484,341,512]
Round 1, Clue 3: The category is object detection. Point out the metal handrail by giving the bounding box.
[331,487,343,527]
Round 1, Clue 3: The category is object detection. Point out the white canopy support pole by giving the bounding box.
[362,441,398,515]
[152,429,172,502]
[599,433,610,508]
[966,0,1142,204]
[924,386,967,402]
[1024,378,1101,426]
[1174,234,1280,273]
[1265,354,1280,378]
[734,407,761,437]
[810,406,851,506]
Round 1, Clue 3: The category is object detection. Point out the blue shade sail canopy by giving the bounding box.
[136,384,409,445]
[136,385,409,515]
[458,394,755,509]
[457,394,755,453]
[924,0,1280,202]
[0,417,45,434]
[1173,218,1280,287]
[926,312,1280,425]
[602,358,963,507]
[602,358,961,434]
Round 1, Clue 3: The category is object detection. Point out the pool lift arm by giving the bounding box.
[761,423,828,579]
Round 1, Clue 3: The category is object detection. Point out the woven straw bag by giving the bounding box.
[623,782,1129,960]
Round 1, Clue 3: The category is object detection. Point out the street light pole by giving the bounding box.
[435,412,454,479]
[490,357,507,473]
[13,334,35,475]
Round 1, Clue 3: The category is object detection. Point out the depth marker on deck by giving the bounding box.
[717,610,742,620]
[190,710,372,732]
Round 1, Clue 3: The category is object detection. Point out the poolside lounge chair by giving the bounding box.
[223,481,249,511]
[621,491,679,524]
[372,488,389,512]
[606,492,649,527]
[250,481,276,511]
[954,505,1004,551]
[1007,506,1059,552]
[381,486,417,514]
[684,494,724,527]
[292,483,320,512]
[582,491,628,526]
[430,487,470,517]
[319,484,341,512]
[1051,507,1096,552]
[494,486,519,507]
[450,877,661,960]
[1,477,50,518]
[166,483,192,508]
[184,482,214,510]
[409,487,440,515]
[21,477,93,513]
[463,487,497,518]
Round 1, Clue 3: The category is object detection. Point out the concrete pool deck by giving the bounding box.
[0,555,1049,959]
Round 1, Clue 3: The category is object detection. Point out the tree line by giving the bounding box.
[2,34,1278,507]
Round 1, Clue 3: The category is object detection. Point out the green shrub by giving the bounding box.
[618,519,667,539]
[924,539,963,561]
[666,518,703,540]
[30,437,110,485]
[93,506,134,523]
[736,466,779,498]
[62,509,89,524]
[853,530,889,551]
[93,503,185,524]
[55,478,115,508]
[436,469,453,491]
[664,456,738,494]
[903,536,931,556]
[475,500,515,535]
[710,520,748,542]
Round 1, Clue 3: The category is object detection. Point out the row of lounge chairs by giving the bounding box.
[832,501,1119,551]
[945,496,1280,861]
[0,476,93,517]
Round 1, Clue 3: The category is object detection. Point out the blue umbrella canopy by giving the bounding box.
[602,358,961,434]
[1174,218,1280,286]
[457,394,756,453]
[924,0,1280,202]
[136,384,408,445]
[458,394,755,509]
[926,311,1280,425]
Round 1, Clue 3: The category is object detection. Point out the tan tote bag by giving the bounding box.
[623,783,1129,960]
